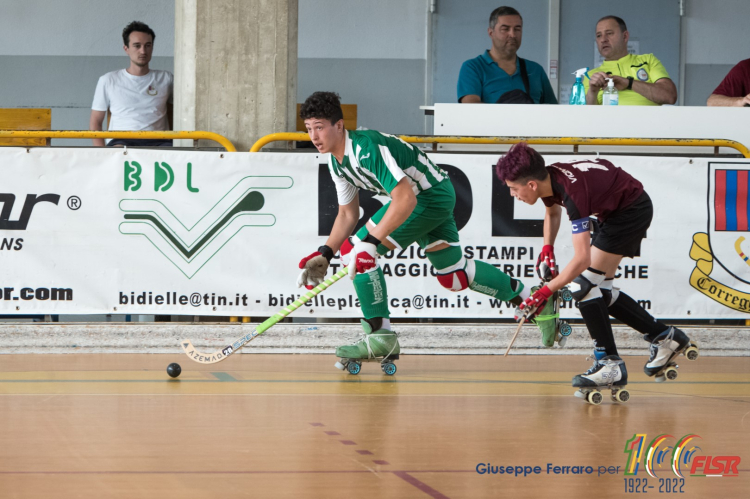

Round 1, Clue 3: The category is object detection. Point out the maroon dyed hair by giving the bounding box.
[495,142,548,183]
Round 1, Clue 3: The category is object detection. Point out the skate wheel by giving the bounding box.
[560,288,573,302]
[685,345,699,361]
[613,389,630,403]
[558,336,567,348]
[587,391,603,405]
[655,374,666,383]
[665,366,678,381]
[381,363,397,375]
[574,390,587,400]
[347,361,361,375]
[559,322,572,336]
[334,361,346,371]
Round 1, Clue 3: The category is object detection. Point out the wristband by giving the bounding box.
[627,76,634,90]
[317,245,334,262]
[362,233,381,246]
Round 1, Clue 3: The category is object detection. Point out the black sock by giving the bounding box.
[608,291,668,340]
[579,297,618,356]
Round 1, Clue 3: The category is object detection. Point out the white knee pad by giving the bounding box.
[570,268,607,302]
[599,278,620,306]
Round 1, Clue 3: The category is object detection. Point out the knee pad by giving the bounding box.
[599,278,620,306]
[436,259,474,291]
[570,268,607,302]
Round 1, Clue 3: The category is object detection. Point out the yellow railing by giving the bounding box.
[250,132,750,158]
[0,130,237,152]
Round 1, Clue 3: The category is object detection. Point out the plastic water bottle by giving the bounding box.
[602,78,619,106]
[569,68,588,105]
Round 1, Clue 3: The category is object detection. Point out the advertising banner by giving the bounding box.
[0,147,746,318]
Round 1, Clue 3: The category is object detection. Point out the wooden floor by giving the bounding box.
[0,353,748,499]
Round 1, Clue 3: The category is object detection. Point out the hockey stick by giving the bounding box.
[504,314,527,357]
[181,267,349,364]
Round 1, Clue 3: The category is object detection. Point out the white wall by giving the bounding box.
[298,0,426,60]
[0,0,174,56]
[297,0,430,134]
[682,0,750,105]
[685,0,750,64]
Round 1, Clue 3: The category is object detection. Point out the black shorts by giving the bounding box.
[591,192,652,258]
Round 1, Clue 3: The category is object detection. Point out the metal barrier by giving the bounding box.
[0,130,237,152]
[250,132,750,158]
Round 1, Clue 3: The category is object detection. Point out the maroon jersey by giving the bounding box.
[541,159,644,222]
[712,59,750,98]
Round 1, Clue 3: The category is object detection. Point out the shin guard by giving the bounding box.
[353,267,390,320]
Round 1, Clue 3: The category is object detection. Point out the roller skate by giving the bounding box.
[643,326,699,382]
[334,319,400,375]
[572,353,630,405]
[529,284,573,348]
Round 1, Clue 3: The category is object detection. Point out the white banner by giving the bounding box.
[0,147,747,319]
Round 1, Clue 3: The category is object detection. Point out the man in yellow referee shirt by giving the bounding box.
[584,16,677,106]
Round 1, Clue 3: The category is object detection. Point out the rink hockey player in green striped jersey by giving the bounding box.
[296,91,531,374]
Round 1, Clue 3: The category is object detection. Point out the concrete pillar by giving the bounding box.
[174,0,298,151]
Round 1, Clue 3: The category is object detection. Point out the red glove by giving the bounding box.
[339,237,354,267]
[515,286,553,321]
[536,245,557,280]
[349,235,380,279]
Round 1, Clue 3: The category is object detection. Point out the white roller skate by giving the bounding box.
[334,319,400,375]
[572,354,630,405]
[644,326,699,382]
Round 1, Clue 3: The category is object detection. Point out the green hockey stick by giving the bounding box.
[181,267,349,364]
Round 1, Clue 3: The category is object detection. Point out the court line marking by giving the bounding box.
[0,378,747,385]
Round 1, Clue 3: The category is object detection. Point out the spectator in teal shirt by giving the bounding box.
[458,6,557,104]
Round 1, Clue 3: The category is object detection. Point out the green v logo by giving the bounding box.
[119,176,293,278]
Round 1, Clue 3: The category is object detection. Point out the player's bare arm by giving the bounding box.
[366,178,417,247]
[325,193,360,253]
[543,204,562,246]
[547,231,591,293]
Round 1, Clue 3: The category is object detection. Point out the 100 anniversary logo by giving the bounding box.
[625,433,740,478]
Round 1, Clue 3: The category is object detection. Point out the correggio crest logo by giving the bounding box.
[690,163,750,312]
[119,174,293,278]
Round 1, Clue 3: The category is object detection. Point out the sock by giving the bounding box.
[608,290,668,340]
[468,260,523,301]
[353,267,390,320]
[579,297,618,357]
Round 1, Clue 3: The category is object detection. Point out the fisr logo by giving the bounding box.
[0,193,60,230]
[624,433,741,478]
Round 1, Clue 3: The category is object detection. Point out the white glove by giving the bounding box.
[348,236,380,279]
[297,246,333,289]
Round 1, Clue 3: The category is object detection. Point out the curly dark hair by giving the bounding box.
[495,142,548,183]
[123,21,155,47]
[300,92,344,124]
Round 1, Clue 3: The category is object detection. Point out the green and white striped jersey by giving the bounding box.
[328,130,448,205]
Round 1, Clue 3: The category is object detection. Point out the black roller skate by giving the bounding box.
[644,326,699,382]
[573,353,630,405]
